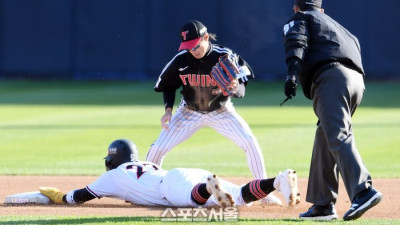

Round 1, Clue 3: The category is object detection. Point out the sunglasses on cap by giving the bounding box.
[190,37,204,51]
[191,43,201,51]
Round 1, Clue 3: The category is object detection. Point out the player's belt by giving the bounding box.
[184,104,225,114]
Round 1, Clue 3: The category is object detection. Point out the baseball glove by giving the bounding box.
[211,54,240,96]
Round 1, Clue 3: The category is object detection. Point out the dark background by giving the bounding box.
[0,0,399,81]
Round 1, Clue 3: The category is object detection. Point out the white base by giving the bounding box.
[4,191,50,204]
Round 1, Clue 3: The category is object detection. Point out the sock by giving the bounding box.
[191,183,211,205]
[241,178,275,203]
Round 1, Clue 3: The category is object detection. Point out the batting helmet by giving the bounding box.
[104,139,138,171]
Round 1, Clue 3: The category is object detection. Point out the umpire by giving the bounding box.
[282,0,383,221]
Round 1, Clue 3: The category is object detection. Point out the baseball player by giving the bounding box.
[282,0,382,221]
[39,139,300,208]
[146,20,281,205]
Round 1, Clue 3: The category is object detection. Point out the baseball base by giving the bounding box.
[4,191,50,204]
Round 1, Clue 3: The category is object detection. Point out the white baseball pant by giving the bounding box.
[160,168,247,207]
[146,99,267,179]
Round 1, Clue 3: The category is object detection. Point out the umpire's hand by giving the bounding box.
[284,75,297,99]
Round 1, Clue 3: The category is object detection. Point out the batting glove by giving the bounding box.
[39,187,65,204]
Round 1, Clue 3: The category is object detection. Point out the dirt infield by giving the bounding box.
[0,176,398,220]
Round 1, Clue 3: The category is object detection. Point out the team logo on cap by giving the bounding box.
[181,30,189,41]
[108,147,117,155]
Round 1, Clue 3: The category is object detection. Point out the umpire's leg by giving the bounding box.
[308,65,371,203]
[306,124,339,206]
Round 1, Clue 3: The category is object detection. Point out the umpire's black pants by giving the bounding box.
[306,64,372,206]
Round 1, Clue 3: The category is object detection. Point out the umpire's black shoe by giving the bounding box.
[343,187,383,221]
[299,202,338,220]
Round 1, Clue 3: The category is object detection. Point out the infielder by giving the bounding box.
[40,139,300,208]
[282,0,382,221]
[146,20,281,205]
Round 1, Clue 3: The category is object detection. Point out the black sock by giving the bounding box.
[241,178,275,203]
[191,183,211,205]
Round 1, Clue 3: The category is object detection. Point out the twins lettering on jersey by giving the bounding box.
[180,74,217,87]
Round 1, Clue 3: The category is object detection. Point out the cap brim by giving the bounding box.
[178,37,201,51]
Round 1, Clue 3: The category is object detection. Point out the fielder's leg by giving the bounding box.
[207,103,282,205]
[207,103,267,180]
[146,105,204,166]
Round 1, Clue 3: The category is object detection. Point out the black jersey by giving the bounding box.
[283,9,364,99]
[154,44,254,112]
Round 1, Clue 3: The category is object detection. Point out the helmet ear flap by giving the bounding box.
[105,159,113,171]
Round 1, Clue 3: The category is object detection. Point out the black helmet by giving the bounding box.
[104,139,138,171]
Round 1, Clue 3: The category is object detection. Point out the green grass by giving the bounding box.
[0,80,399,223]
[0,80,399,177]
[0,216,398,225]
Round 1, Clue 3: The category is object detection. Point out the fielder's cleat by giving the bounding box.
[343,187,383,221]
[299,203,338,220]
[259,193,282,206]
[273,169,300,206]
[206,174,235,207]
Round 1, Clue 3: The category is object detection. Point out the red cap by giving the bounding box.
[178,20,207,51]
[178,37,202,51]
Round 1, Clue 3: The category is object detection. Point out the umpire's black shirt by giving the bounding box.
[283,8,365,99]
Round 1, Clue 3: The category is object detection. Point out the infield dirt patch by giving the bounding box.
[0,176,398,219]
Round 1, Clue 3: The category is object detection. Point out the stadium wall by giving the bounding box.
[0,0,398,81]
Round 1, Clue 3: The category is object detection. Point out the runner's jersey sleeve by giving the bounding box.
[87,161,171,206]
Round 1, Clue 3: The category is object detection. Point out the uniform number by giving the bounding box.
[126,163,159,179]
